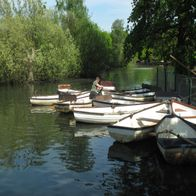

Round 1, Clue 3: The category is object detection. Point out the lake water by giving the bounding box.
[0,64,196,196]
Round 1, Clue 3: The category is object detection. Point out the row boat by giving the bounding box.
[108,102,169,143]
[156,100,196,164]
[112,91,155,102]
[30,89,88,106]
[73,102,159,124]
[30,95,59,106]
[100,80,116,91]
[93,97,153,107]
[55,97,92,113]
[55,91,91,113]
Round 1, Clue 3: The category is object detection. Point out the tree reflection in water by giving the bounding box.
[55,113,108,172]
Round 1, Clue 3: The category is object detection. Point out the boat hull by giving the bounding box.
[108,125,155,143]
[74,112,129,124]
[93,99,145,107]
[158,142,196,165]
[74,102,159,124]
[55,102,92,113]
[156,115,196,164]
[112,92,155,102]
[30,95,59,106]
[108,102,168,143]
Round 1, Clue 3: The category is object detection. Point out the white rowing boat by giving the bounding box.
[93,97,151,107]
[55,92,91,113]
[114,88,150,95]
[172,100,196,124]
[101,80,116,91]
[108,102,169,143]
[156,115,196,165]
[30,88,88,106]
[30,95,59,106]
[112,91,155,102]
[73,102,160,124]
[55,98,92,113]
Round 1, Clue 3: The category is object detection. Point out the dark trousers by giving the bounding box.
[89,91,97,99]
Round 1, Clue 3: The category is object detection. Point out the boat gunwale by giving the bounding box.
[108,124,156,131]
[30,96,59,100]
[157,138,196,149]
[156,114,196,133]
[172,100,196,110]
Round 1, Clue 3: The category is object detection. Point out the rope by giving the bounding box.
[179,91,196,100]
[157,129,196,147]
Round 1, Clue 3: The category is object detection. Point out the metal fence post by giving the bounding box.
[164,65,167,92]
[188,76,192,104]
[156,66,159,89]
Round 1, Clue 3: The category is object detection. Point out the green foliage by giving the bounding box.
[125,0,196,71]
[0,0,80,83]
[0,0,127,83]
[78,22,112,76]
[56,0,125,77]
[111,19,127,67]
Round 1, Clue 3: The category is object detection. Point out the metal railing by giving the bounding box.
[156,66,196,105]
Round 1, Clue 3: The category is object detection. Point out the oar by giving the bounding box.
[118,101,166,122]
[157,129,196,147]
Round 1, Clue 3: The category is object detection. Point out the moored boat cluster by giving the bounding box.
[30,82,196,165]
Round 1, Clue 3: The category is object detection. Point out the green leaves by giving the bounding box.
[0,0,81,83]
[125,0,196,70]
[0,0,128,83]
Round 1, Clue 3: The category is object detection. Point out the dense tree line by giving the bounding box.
[0,0,126,83]
[124,0,196,71]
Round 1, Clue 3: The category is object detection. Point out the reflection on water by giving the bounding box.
[0,66,196,195]
[30,106,56,113]
[104,63,157,90]
[74,123,108,138]
[108,138,157,162]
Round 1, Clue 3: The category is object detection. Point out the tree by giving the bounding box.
[111,19,127,67]
[124,0,196,71]
[56,0,113,77]
[0,0,81,83]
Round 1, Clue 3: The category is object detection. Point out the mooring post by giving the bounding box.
[156,66,159,89]
[188,69,192,104]
[164,64,167,92]
[174,65,177,92]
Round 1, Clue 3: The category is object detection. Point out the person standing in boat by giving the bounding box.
[89,76,103,99]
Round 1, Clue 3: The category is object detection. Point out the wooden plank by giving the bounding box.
[182,116,196,119]
[175,108,186,112]
[138,117,160,123]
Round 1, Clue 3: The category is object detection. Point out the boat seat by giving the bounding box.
[175,108,186,112]
[156,109,169,114]
[137,117,159,123]
[182,116,196,119]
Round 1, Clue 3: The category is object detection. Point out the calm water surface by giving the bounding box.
[0,64,196,196]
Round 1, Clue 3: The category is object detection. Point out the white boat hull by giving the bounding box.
[108,103,169,143]
[156,115,196,164]
[74,112,129,124]
[30,95,59,106]
[56,102,92,113]
[102,86,116,91]
[112,92,155,102]
[55,95,92,113]
[108,125,155,143]
[74,102,159,124]
[93,99,146,107]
